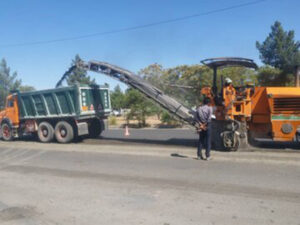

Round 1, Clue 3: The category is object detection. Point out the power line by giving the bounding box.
[1,0,267,47]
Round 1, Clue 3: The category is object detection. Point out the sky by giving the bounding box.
[0,0,299,91]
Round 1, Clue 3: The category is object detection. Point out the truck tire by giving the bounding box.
[88,119,103,138]
[1,122,13,141]
[38,122,54,143]
[55,121,74,143]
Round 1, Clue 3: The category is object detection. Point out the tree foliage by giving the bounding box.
[124,88,154,127]
[256,21,300,86]
[257,66,294,86]
[110,84,161,127]
[67,54,96,86]
[160,111,181,126]
[18,85,36,92]
[0,59,35,108]
[138,64,164,118]
[110,85,125,110]
[139,63,165,90]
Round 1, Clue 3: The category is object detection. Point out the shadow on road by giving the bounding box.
[98,136,197,147]
[170,153,189,158]
[252,141,300,151]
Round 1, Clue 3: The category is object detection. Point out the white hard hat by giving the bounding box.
[225,78,232,83]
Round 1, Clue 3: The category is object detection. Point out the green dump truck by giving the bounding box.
[0,84,111,143]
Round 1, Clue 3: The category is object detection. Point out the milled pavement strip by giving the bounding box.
[1,150,46,168]
[0,149,32,169]
[2,164,300,203]
[0,148,18,157]
[0,149,46,170]
[0,141,299,166]
[0,149,31,163]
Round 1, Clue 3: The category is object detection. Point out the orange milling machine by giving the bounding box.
[200,57,300,151]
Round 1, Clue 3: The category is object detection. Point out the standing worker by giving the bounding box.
[195,97,213,160]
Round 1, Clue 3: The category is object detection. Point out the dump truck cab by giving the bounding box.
[0,93,19,124]
[0,93,20,140]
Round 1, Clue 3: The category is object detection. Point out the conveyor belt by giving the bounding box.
[56,60,196,125]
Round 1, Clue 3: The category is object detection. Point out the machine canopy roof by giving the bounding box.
[201,57,258,69]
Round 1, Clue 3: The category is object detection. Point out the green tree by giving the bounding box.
[19,85,35,92]
[256,21,300,85]
[139,64,211,108]
[139,63,165,90]
[160,111,181,126]
[138,64,167,119]
[0,59,35,108]
[256,66,290,86]
[124,88,154,127]
[165,65,212,107]
[67,54,96,85]
[110,85,125,110]
[0,59,22,108]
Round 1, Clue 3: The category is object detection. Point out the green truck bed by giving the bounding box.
[18,85,111,120]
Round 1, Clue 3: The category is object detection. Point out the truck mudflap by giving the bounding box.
[77,122,89,136]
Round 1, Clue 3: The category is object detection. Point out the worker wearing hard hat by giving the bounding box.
[225,77,232,85]
[223,78,236,114]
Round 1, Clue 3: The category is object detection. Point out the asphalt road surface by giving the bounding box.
[89,128,199,148]
[88,128,300,151]
[0,140,299,225]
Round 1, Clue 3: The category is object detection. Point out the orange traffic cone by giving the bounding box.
[124,125,130,136]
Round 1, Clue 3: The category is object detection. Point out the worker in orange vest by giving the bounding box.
[223,78,236,118]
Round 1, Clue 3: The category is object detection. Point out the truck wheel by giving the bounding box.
[38,122,54,143]
[55,121,74,143]
[1,123,13,141]
[88,119,103,138]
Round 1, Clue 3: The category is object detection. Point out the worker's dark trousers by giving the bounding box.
[197,123,211,158]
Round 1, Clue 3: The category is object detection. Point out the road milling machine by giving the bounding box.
[201,57,300,150]
[57,57,300,151]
